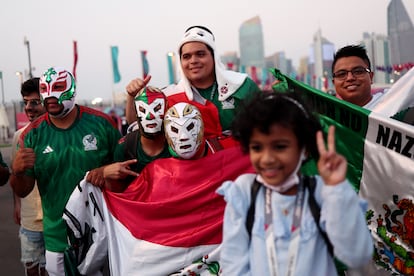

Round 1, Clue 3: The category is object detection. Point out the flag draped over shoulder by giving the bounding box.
[141,50,149,79]
[72,41,78,80]
[64,146,254,275]
[372,67,414,117]
[111,46,121,83]
[271,68,414,275]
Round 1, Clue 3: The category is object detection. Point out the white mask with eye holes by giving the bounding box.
[164,102,204,159]
[135,87,166,136]
[39,67,76,118]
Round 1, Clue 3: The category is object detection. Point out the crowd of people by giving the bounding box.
[1,24,412,276]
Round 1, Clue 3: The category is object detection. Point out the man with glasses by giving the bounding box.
[332,45,414,125]
[11,77,46,276]
[332,45,395,275]
[332,45,382,109]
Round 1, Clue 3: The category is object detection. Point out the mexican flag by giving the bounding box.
[63,68,414,275]
[64,146,254,276]
[272,68,414,275]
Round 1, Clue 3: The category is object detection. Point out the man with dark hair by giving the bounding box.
[11,77,46,276]
[125,25,261,138]
[332,44,414,124]
[331,45,380,108]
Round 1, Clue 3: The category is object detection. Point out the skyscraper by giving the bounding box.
[309,29,335,91]
[387,0,414,68]
[239,16,265,69]
[361,32,391,84]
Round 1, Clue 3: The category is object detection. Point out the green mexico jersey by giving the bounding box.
[113,130,171,173]
[199,77,260,131]
[21,106,121,252]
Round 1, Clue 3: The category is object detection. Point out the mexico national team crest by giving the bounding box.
[367,194,414,275]
[83,134,98,151]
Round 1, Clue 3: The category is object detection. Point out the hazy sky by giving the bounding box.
[1,0,413,103]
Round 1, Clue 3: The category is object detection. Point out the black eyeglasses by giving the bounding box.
[23,99,42,107]
[332,67,371,80]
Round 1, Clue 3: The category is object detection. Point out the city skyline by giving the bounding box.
[1,0,414,102]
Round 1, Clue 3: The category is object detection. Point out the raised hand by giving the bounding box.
[316,126,347,186]
[126,75,152,98]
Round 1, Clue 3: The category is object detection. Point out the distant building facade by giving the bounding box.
[309,29,335,91]
[361,32,392,84]
[239,16,265,86]
[220,51,240,71]
[387,0,414,80]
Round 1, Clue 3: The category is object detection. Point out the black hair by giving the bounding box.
[179,25,215,59]
[232,91,321,160]
[20,77,40,97]
[332,45,371,73]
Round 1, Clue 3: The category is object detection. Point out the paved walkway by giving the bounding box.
[0,144,25,274]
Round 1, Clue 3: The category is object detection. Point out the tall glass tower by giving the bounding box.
[387,0,414,66]
[239,16,265,68]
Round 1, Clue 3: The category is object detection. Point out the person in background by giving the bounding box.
[0,151,10,186]
[109,109,122,134]
[331,45,380,109]
[218,92,373,275]
[125,25,261,138]
[332,44,414,124]
[10,67,120,276]
[11,77,46,276]
[332,44,411,275]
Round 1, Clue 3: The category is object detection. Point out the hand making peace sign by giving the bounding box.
[316,126,347,186]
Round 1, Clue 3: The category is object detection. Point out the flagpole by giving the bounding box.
[0,71,5,105]
[112,83,115,108]
[24,37,33,79]
[110,46,121,108]
[110,46,114,108]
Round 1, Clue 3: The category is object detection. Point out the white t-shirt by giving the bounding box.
[363,91,384,110]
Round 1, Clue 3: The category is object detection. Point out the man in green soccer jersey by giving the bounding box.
[10,67,121,276]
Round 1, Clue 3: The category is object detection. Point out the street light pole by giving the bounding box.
[24,36,33,79]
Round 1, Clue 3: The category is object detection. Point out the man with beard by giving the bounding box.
[10,67,120,275]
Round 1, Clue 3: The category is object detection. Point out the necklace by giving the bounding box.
[264,179,305,276]
[208,82,217,101]
[195,82,217,102]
